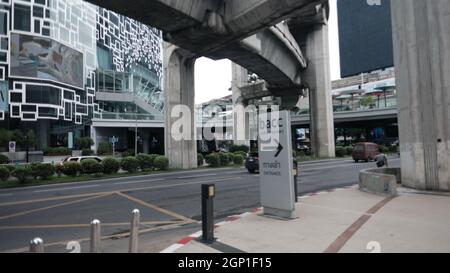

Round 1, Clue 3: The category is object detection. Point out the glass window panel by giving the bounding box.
[0,12,7,35]
[33,6,44,18]
[14,4,31,31]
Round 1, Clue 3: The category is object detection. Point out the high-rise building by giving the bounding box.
[0,0,164,156]
[337,0,394,78]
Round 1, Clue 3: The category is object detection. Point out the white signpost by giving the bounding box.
[258,110,296,219]
[109,136,119,157]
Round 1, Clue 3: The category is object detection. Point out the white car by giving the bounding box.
[60,156,103,164]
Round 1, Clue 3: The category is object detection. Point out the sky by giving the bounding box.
[195,0,341,104]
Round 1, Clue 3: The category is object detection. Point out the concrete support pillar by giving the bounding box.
[231,63,250,146]
[90,125,97,153]
[302,23,335,158]
[36,120,50,150]
[391,0,450,191]
[164,43,198,169]
[141,129,150,154]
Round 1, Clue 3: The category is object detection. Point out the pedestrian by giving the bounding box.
[376,153,388,168]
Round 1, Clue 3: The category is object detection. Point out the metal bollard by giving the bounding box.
[201,184,215,243]
[29,237,44,253]
[128,209,140,253]
[90,219,101,253]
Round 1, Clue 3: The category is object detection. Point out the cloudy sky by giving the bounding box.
[195,0,341,104]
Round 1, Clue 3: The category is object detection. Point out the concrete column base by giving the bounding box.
[164,43,198,169]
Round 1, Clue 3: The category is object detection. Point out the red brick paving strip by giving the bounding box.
[324,196,396,253]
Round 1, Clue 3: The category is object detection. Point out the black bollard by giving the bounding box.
[201,184,215,243]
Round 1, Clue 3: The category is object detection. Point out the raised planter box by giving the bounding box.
[359,168,401,197]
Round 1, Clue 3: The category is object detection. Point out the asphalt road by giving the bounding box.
[0,157,400,253]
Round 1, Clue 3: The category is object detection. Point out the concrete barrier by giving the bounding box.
[359,168,401,196]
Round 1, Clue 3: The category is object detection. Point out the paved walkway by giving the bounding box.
[162,186,450,253]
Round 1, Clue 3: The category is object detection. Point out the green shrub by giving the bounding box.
[122,149,136,158]
[345,146,354,156]
[218,153,230,166]
[29,163,55,180]
[97,142,112,156]
[55,163,63,177]
[233,151,247,159]
[153,156,169,171]
[12,166,31,183]
[121,157,139,173]
[81,159,103,175]
[75,137,94,150]
[101,157,120,174]
[205,153,221,168]
[136,154,153,171]
[197,153,204,167]
[379,145,390,154]
[0,166,10,182]
[233,154,244,165]
[389,145,398,153]
[82,149,94,156]
[4,165,15,174]
[61,162,81,177]
[43,147,71,156]
[335,146,346,157]
[229,145,250,153]
[0,154,9,164]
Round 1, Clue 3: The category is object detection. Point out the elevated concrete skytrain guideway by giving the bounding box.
[88,0,450,192]
[87,0,336,170]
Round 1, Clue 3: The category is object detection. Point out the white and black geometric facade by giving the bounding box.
[0,0,163,124]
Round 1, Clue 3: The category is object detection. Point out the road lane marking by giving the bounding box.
[323,196,396,253]
[0,176,243,207]
[115,191,193,223]
[114,178,164,185]
[0,193,112,221]
[33,184,101,193]
[177,174,216,179]
[0,221,180,230]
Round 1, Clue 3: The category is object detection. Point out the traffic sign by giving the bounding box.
[9,141,16,153]
[109,136,119,143]
[258,110,296,219]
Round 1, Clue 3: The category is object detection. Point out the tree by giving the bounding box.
[11,130,24,147]
[26,130,37,149]
[0,128,11,149]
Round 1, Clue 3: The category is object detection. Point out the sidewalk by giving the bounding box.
[163,186,450,253]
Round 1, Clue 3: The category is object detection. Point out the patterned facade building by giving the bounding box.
[0,0,163,151]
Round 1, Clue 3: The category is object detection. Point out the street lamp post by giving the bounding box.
[135,100,138,156]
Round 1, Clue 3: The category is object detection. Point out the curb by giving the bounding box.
[160,184,358,253]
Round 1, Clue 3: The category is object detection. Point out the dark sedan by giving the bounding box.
[245,152,259,173]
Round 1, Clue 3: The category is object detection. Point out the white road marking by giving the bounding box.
[177,174,216,179]
[33,184,101,193]
[160,243,184,253]
[114,178,164,185]
[0,193,13,197]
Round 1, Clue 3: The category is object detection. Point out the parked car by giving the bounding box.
[58,156,103,166]
[352,142,380,162]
